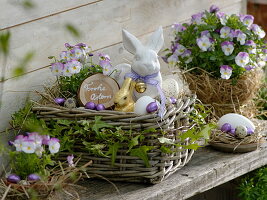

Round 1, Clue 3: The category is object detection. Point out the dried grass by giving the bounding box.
[184,68,263,117]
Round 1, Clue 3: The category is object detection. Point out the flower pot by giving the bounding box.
[184,68,263,117]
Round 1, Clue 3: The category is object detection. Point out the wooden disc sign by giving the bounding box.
[78,74,120,108]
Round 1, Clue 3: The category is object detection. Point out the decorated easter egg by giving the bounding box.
[54,97,65,106]
[146,102,159,113]
[64,98,77,109]
[217,113,255,131]
[162,78,180,98]
[134,96,156,115]
[96,104,105,111]
[235,125,248,139]
[7,174,21,183]
[28,174,41,181]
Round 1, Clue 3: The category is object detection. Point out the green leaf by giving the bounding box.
[197,123,216,140]
[92,116,113,134]
[106,142,121,166]
[158,137,174,144]
[65,23,81,38]
[180,128,198,142]
[128,135,140,152]
[0,31,11,56]
[209,56,216,61]
[83,142,107,157]
[130,146,154,167]
[183,143,201,150]
[160,146,173,154]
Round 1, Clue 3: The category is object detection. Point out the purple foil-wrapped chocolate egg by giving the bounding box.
[28,174,41,181]
[169,97,177,104]
[85,102,96,110]
[96,104,105,111]
[221,123,232,132]
[7,174,21,183]
[146,102,159,113]
[246,127,254,135]
[229,128,236,135]
[54,97,65,106]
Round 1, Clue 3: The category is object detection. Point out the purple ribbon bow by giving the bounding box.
[125,70,166,119]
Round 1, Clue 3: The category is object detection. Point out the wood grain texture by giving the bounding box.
[0,0,245,133]
[0,0,99,29]
[2,0,243,79]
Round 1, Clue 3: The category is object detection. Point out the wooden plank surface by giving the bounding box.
[0,0,99,29]
[63,130,267,200]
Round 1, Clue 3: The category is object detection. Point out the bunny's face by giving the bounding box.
[132,48,160,76]
[122,27,164,76]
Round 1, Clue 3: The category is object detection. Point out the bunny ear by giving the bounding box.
[146,26,164,53]
[122,29,143,54]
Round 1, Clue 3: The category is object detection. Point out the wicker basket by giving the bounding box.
[32,95,196,184]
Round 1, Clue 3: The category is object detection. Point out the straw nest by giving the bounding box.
[209,119,266,146]
[184,68,263,117]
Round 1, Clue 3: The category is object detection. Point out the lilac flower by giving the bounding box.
[197,36,212,51]
[13,135,25,152]
[191,12,205,25]
[174,44,186,56]
[201,30,211,38]
[220,65,233,79]
[98,53,110,61]
[99,60,113,76]
[28,132,43,148]
[245,40,256,54]
[245,65,255,71]
[67,155,75,167]
[21,139,36,154]
[51,62,64,76]
[216,12,228,25]
[251,24,266,39]
[221,41,234,56]
[62,64,72,77]
[35,146,44,157]
[167,54,178,64]
[241,15,254,27]
[220,26,232,39]
[60,51,69,61]
[48,138,60,154]
[235,52,249,67]
[72,47,85,60]
[65,60,82,74]
[181,50,192,63]
[209,5,219,13]
[65,43,73,49]
[42,135,50,145]
[171,23,186,32]
[235,30,246,45]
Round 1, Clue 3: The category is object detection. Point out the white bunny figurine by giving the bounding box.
[111,27,166,118]
[111,27,164,100]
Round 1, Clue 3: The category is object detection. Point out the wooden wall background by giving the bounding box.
[0,0,246,171]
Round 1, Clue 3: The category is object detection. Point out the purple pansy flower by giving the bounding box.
[245,65,255,71]
[216,12,228,25]
[172,23,186,32]
[64,60,82,74]
[51,62,64,76]
[67,155,75,167]
[209,5,219,13]
[48,138,60,154]
[28,132,43,148]
[201,30,211,38]
[220,65,233,79]
[174,43,186,56]
[235,52,249,67]
[167,54,178,64]
[197,36,212,51]
[245,40,256,54]
[191,12,205,24]
[220,26,232,39]
[42,135,51,145]
[181,49,192,63]
[221,41,234,56]
[242,15,254,27]
[235,30,246,45]
[251,24,266,39]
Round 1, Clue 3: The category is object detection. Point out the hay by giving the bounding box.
[209,119,266,146]
[184,68,263,117]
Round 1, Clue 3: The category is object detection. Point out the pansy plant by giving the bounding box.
[163,5,266,81]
